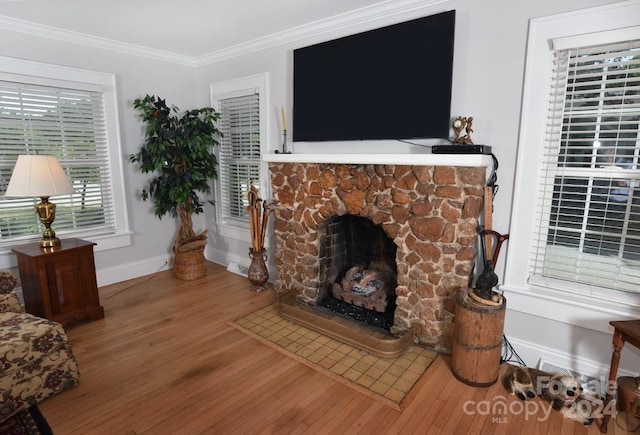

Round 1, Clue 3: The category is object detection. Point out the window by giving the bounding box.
[0,57,130,259]
[505,3,640,319]
[218,92,261,221]
[531,38,640,295]
[210,74,268,240]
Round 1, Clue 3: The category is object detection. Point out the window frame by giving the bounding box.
[503,1,640,332]
[210,73,269,243]
[0,56,131,269]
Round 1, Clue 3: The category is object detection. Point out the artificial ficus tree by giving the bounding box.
[129,94,221,254]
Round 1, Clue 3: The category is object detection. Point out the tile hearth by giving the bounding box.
[234,304,437,409]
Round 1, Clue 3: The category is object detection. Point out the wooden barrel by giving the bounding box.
[451,289,506,387]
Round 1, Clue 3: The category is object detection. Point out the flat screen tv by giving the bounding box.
[293,10,456,142]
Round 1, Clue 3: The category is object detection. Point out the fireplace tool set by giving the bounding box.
[246,181,272,291]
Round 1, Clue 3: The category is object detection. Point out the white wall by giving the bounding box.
[0,0,634,378]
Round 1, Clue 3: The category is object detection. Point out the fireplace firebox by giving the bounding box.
[318,215,397,330]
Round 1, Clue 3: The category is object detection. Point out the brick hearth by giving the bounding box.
[269,161,487,353]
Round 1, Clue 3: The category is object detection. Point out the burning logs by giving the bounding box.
[332,265,391,312]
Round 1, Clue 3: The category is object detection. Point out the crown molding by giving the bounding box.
[194,0,452,66]
[0,15,199,67]
[0,0,452,68]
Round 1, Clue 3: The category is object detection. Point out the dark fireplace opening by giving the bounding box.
[318,215,398,331]
[319,292,397,330]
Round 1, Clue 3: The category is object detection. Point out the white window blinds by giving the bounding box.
[0,79,116,245]
[218,92,261,222]
[530,38,640,294]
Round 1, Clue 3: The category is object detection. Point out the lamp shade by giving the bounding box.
[5,155,75,197]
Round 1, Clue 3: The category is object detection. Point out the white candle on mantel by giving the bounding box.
[281,107,287,131]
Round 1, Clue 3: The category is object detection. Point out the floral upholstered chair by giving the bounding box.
[0,271,80,422]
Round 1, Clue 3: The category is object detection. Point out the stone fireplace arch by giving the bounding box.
[270,162,485,352]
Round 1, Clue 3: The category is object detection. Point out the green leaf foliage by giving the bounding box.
[129,95,221,222]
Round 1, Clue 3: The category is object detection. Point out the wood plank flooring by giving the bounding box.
[38,262,631,434]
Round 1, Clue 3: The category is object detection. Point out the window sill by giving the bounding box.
[500,283,640,335]
[216,221,251,243]
[78,231,132,252]
[214,221,271,250]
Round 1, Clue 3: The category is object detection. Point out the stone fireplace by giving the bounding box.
[267,154,490,353]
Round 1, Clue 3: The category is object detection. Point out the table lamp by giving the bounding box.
[4,155,76,248]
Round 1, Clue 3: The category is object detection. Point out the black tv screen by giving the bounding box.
[293,10,455,142]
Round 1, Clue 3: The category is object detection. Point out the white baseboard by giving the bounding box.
[95,248,243,286]
[504,335,634,379]
[226,261,249,277]
[95,254,172,287]
[9,254,225,307]
[8,256,173,303]
[205,246,250,271]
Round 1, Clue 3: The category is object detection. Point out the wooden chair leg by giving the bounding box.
[600,330,624,433]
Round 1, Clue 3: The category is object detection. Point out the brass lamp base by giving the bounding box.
[35,196,61,249]
[40,236,61,248]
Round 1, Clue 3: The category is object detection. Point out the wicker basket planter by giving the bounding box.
[173,246,206,281]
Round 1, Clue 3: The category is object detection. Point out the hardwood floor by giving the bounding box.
[39,262,630,434]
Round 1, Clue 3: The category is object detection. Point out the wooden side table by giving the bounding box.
[12,238,104,327]
[600,320,640,433]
